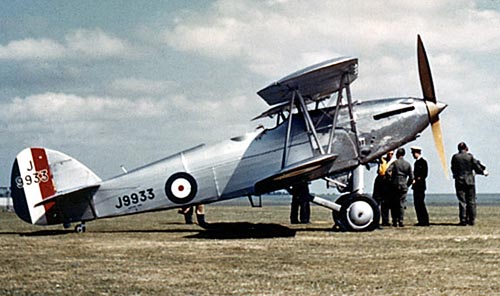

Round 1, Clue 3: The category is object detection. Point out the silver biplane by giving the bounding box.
[10,35,446,232]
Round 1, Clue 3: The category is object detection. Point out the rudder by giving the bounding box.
[10,147,101,225]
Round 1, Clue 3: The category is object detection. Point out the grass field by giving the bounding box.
[1,204,499,295]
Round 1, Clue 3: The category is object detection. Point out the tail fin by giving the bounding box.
[10,147,101,225]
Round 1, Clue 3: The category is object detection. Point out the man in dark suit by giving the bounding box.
[387,148,413,227]
[451,142,488,226]
[288,182,311,224]
[411,146,429,226]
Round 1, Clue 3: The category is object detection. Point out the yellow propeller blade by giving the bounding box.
[431,120,449,179]
[418,34,448,179]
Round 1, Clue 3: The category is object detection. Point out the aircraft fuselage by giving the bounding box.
[90,96,430,220]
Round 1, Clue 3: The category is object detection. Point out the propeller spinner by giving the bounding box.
[417,35,448,178]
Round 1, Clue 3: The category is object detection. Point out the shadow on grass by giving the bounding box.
[18,229,74,236]
[0,228,201,237]
[97,229,201,234]
[187,222,296,239]
[2,222,466,237]
[429,222,468,227]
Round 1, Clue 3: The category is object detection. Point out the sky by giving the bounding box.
[1,0,500,194]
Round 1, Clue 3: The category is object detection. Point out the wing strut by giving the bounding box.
[281,88,329,169]
[327,73,346,154]
[281,91,296,169]
[280,75,360,168]
[344,76,361,158]
[325,73,359,157]
[296,90,326,155]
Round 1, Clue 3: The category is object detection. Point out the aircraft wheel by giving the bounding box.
[74,223,86,233]
[340,194,379,232]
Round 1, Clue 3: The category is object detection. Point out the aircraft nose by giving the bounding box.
[437,101,447,113]
[426,101,447,123]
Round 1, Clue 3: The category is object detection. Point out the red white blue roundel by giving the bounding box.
[165,172,197,204]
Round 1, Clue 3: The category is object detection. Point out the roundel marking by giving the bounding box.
[165,172,198,204]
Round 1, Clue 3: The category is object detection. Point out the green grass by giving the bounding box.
[1,205,499,295]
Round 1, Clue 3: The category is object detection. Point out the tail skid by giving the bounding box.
[10,147,101,225]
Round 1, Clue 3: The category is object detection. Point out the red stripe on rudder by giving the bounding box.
[30,148,57,220]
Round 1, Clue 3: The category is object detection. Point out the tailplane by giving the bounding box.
[10,147,101,225]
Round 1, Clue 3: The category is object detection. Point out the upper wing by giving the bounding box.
[257,56,358,106]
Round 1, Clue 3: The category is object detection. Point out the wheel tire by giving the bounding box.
[340,194,380,232]
[75,224,86,233]
[332,194,350,229]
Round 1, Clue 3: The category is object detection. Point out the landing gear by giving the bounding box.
[74,223,86,233]
[333,193,379,232]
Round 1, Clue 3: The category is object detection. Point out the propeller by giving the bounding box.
[417,35,449,178]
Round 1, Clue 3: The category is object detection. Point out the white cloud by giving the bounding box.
[165,18,244,58]
[0,38,66,60]
[0,29,134,61]
[0,91,254,129]
[110,78,179,97]
[428,7,500,52]
[162,0,500,78]
[0,92,165,123]
[65,29,130,57]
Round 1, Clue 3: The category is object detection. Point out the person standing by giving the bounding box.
[373,150,394,226]
[411,146,429,226]
[288,182,311,224]
[387,148,413,227]
[179,204,208,227]
[451,142,488,226]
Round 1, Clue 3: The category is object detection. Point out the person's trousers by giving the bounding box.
[455,183,476,224]
[413,189,429,225]
[391,188,407,225]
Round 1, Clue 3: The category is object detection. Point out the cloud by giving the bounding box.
[109,78,179,97]
[164,0,500,115]
[0,29,134,61]
[428,6,500,52]
[65,29,131,58]
[0,38,66,60]
[164,18,244,59]
[0,92,165,123]
[162,0,500,78]
[0,91,254,131]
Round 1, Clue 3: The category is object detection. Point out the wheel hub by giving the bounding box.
[346,200,374,229]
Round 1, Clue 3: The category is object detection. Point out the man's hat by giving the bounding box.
[411,146,422,152]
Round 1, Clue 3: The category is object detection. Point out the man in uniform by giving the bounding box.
[451,142,488,226]
[387,148,413,227]
[411,146,429,226]
[373,150,394,226]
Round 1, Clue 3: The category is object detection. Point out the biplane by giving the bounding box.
[10,35,446,232]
